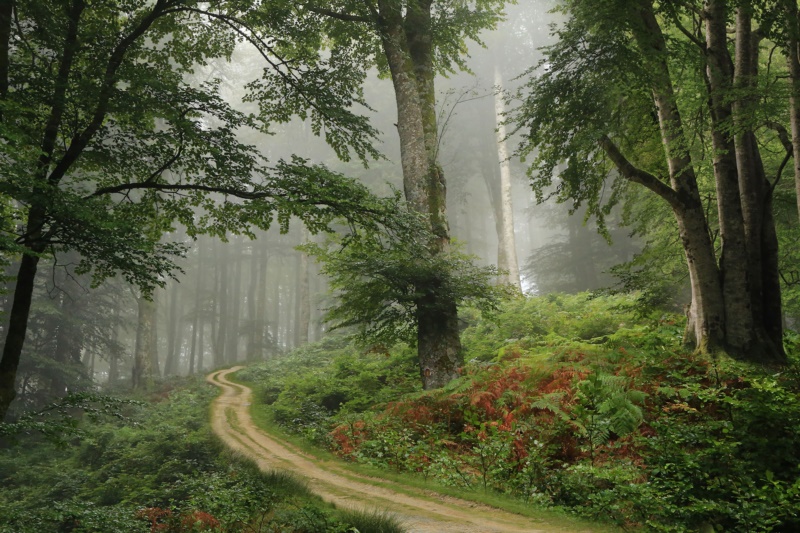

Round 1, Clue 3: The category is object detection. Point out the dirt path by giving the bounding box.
[207,367,600,533]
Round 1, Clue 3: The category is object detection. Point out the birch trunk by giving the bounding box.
[493,66,521,291]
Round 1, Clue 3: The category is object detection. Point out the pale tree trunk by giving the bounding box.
[377,0,463,389]
[188,240,205,375]
[257,244,269,359]
[295,231,311,347]
[163,281,181,376]
[246,242,258,357]
[213,239,228,367]
[132,291,157,389]
[225,238,242,362]
[493,65,521,291]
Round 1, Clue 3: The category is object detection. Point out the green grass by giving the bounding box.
[233,372,620,533]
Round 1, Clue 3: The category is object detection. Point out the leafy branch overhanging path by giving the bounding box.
[207,367,596,533]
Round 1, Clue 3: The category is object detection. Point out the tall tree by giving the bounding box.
[514,0,789,362]
[493,66,521,290]
[304,0,506,388]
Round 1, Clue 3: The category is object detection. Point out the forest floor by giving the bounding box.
[207,367,605,533]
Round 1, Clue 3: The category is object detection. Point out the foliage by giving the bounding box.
[0,392,141,445]
[238,334,420,446]
[249,293,800,530]
[0,377,406,532]
[303,224,508,350]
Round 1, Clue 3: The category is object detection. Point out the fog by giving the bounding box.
[0,0,642,408]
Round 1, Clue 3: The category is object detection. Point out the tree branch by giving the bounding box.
[47,0,171,187]
[598,135,680,209]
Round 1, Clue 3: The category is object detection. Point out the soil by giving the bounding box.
[207,367,602,533]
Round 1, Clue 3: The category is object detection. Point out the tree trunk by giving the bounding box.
[704,0,757,355]
[132,292,157,389]
[788,1,800,224]
[0,253,40,420]
[295,233,311,347]
[256,243,269,359]
[493,65,521,290]
[108,303,121,384]
[225,239,242,362]
[732,6,785,358]
[213,240,228,367]
[377,0,463,389]
[624,0,726,352]
[163,281,181,376]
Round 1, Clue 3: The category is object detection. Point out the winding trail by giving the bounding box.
[207,367,600,533]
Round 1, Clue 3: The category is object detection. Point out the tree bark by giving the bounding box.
[493,66,521,290]
[704,0,757,355]
[295,233,311,347]
[377,0,463,389]
[132,291,157,389]
[163,281,181,376]
[787,1,800,224]
[225,238,242,362]
[625,0,727,351]
[0,253,39,419]
[213,240,229,367]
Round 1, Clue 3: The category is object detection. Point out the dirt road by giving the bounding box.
[207,367,600,533]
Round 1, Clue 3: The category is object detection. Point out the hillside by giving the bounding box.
[235,293,800,532]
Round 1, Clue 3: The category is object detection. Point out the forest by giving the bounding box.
[1,0,800,531]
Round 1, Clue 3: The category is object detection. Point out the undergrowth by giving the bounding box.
[242,292,800,532]
[0,377,406,532]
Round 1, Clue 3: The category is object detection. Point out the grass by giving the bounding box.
[231,372,620,533]
[336,508,406,533]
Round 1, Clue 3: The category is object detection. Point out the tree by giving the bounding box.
[305,221,505,364]
[514,0,790,363]
[300,0,506,388]
[0,0,408,419]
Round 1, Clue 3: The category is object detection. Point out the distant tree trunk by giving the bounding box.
[567,212,598,290]
[246,242,258,358]
[213,240,229,367]
[108,304,121,384]
[225,239,242,362]
[268,255,281,355]
[132,291,157,389]
[493,65,521,291]
[787,0,800,224]
[295,235,311,347]
[189,242,205,375]
[377,0,463,389]
[50,281,86,396]
[163,282,181,376]
[256,244,269,359]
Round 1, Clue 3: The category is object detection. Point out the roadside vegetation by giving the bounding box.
[237,293,800,532]
[0,379,405,533]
